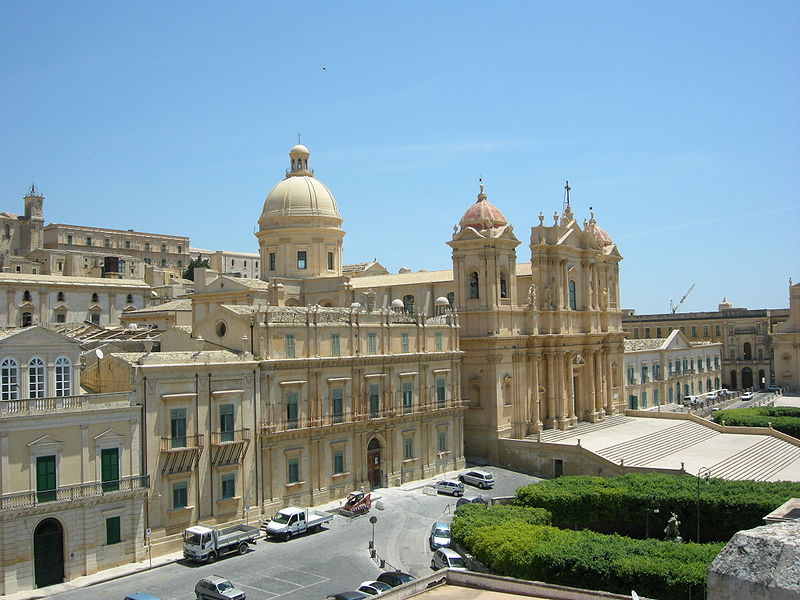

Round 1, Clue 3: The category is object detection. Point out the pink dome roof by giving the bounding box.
[592,224,613,246]
[459,186,507,231]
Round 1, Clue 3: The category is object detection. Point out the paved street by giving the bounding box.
[48,467,540,600]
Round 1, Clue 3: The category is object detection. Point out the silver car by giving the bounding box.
[434,479,464,497]
[194,576,246,600]
[429,521,451,549]
[431,547,467,571]
[458,469,495,489]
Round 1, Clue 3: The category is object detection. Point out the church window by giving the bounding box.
[402,295,415,315]
[500,272,508,299]
[743,342,752,360]
[22,312,32,327]
[468,272,479,299]
[55,357,72,397]
[243,260,247,267]
[231,259,235,266]
[368,383,380,418]
[297,251,307,270]
[269,253,276,271]
[91,313,100,325]
[1,358,18,401]
[568,280,577,310]
[327,252,334,271]
[215,321,227,338]
[28,357,46,398]
[57,261,63,271]
[56,313,66,323]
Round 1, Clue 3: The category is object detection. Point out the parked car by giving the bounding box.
[376,571,415,588]
[741,392,755,400]
[356,580,392,595]
[263,506,334,540]
[124,594,162,600]
[456,495,489,509]
[458,469,495,489]
[324,593,369,600]
[431,547,467,571]
[767,385,782,392]
[195,576,246,600]
[434,479,464,497]
[429,521,451,550]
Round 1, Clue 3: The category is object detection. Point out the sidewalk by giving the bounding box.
[7,470,463,600]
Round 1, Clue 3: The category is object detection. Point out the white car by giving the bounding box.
[429,521,451,550]
[435,480,464,497]
[356,580,392,596]
[741,392,754,400]
[458,469,495,489]
[431,547,467,571]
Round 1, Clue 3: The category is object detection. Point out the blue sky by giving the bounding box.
[1,1,798,314]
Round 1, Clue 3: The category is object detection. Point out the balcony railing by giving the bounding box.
[0,392,133,416]
[210,428,250,445]
[0,475,149,511]
[263,399,468,434]
[160,434,204,452]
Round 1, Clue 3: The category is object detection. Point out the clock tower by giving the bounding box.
[24,184,44,221]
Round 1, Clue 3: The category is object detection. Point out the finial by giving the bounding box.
[297,132,302,144]
[476,177,486,202]
[538,211,545,226]
[479,176,484,195]
[27,182,38,196]
[553,211,559,225]
[564,180,571,206]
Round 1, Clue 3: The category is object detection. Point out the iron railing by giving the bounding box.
[210,428,251,445]
[160,434,204,452]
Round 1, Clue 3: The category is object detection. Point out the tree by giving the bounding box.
[183,255,210,281]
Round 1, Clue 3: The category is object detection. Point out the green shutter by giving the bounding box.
[106,516,121,545]
[36,455,56,502]
[101,448,120,492]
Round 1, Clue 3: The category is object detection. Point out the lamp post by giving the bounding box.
[644,494,659,539]
[696,467,711,543]
[369,515,377,557]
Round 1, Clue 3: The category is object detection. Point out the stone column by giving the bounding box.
[528,352,543,433]
[545,352,556,428]
[587,350,597,421]
[555,352,567,429]
[81,424,89,483]
[566,352,577,423]
[595,349,605,417]
[0,432,8,495]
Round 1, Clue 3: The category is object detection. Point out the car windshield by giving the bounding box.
[216,581,233,591]
[272,511,291,524]
[395,574,413,583]
[183,531,202,545]
[433,528,450,537]
[373,582,391,591]
[448,556,466,568]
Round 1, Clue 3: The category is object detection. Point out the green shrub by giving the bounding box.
[713,407,800,439]
[451,503,551,545]
[459,521,722,600]
[515,473,800,542]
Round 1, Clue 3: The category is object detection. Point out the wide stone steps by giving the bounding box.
[596,421,720,467]
[709,437,800,481]
[536,414,634,442]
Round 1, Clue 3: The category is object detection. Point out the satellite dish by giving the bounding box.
[632,591,640,600]
[95,348,104,360]
[151,290,158,297]
[129,323,138,330]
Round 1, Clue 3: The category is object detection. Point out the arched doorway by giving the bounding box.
[743,342,752,360]
[33,518,64,588]
[366,437,382,489]
[730,370,738,389]
[741,368,753,390]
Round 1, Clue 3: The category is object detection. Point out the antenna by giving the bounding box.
[563,180,571,212]
[670,283,696,314]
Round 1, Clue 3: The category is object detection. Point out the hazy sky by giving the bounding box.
[1,1,798,314]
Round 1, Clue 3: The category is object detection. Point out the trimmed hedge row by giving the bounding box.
[450,503,551,545]
[712,406,800,439]
[514,473,800,542]
[457,518,722,600]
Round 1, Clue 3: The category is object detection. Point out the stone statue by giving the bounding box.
[553,211,559,225]
[527,283,537,309]
[664,512,683,543]
[600,287,609,310]
[544,285,554,310]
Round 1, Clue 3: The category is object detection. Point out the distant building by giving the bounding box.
[190,247,260,279]
[771,280,800,392]
[622,300,789,390]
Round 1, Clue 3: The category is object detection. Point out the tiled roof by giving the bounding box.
[222,305,256,314]
[624,338,667,351]
[127,299,192,313]
[349,262,533,288]
[233,277,270,290]
[0,272,150,288]
[111,350,246,366]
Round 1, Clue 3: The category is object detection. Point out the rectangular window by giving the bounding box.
[221,473,235,499]
[172,481,188,510]
[269,252,276,271]
[177,245,183,253]
[627,367,635,385]
[332,388,343,424]
[435,333,443,352]
[691,326,697,337]
[101,447,120,492]
[287,457,299,484]
[368,333,377,354]
[177,260,183,268]
[438,430,447,453]
[668,360,673,374]
[297,251,307,270]
[36,455,56,502]
[369,383,380,418]
[641,365,648,383]
[86,236,92,246]
[67,235,73,244]
[436,378,446,408]
[402,381,413,414]
[219,404,234,442]
[170,408,187,448]
[285,391,298,429]
[125,240,131,248]
[331,333,340,357]
[644,328,650,338]
[703,325,709,336]
[333,449,345,474]
[104,238,110,248]
[401,333,409,353]
[327,251,334,270]
[29,361,45,399]
[633,328,639,338]
[706,357,711,370]
[160,259,167,267]
[1,361,18,401]
[161,244,167,252]
[145,242,150,251]
[106,516,121,545]
[285,334,295,358]
[653,363,660,380]
[144,257,151,265]
[715,325,721,337]
[714,356,720,369]
[654,389,660,405]
[403,437,413,460]
[656,327,662,337]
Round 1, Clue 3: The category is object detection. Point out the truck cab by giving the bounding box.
[183,525,215,560]
[266,507,307,539]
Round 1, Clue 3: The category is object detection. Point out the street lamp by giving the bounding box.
[696,467,711,543]
[369,515,377,557]
[644,494,659,539]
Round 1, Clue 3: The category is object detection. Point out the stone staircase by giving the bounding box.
[596,421,720,467]
[709,437,800,481]
[536,414,634,442]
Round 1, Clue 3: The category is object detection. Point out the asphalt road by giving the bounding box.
[50,466,541,600]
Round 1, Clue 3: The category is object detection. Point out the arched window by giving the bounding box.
[91,292,99,303]
[446,292,455,307]
[468,272,479,299]
[499,271,508,299]
[743,342,752,360]
[568,280,577,310]
[1,358,18,401]
[402,294,415,315]
[55,357,71,397]
[57,291,65,302]
[28,357,45,399]
[22,290,31,302]
[126,294,133,304]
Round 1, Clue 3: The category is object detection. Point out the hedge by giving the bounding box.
[712,406,800,439]
[450,503,551,545]
[514,473,800,542]
[457,519,722,600]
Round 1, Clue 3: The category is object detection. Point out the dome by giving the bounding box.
[458,184,507,231]
[435,296,450,306]
[592,224,613,247]
[390,298,404,309]
[258,144,342,228]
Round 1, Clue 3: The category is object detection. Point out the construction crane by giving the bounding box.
[670,284,696,314]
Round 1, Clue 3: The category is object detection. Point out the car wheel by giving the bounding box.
[456,491,463,497]
[431,560,437,570]
[238,542,248,555]
[207,552,217,563]
[286,531,292,541]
